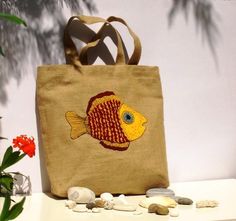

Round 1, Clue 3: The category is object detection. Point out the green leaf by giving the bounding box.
[6,197,26,220]
[0,174,14,192]
[0,195,11,221]
[0,151,25,171]
[0,13,27,27]
[0,46,5,56]
[1,147,13,169]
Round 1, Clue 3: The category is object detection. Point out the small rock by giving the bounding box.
[92,208,101,213]
[68,187,95,204]
[95,199,106,208]
[177,197,193,205]
[196,200,218,208]
[113,204,137,212]
[118,194,128,204]
[104,201,114,210]
[170,209,179,217]
[86,202,96,209]
[133,211,143,215]
[148,204,159,213]
[100,192,113,202]
[139,196,177,208]
[155,204,169,215]
[65,200,76,209]
[72,205,88,213]
[146,188,175,198]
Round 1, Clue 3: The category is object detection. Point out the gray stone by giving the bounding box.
[177,197,193,205]
[86,202,96,209]
[146,188,175,198]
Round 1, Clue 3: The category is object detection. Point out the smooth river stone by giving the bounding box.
[68,187,95,204]
[148,204,159,213]
[113,204,137,212]
[86,202,97,209]
[139,196,177,208]
[95,199,106,208]
[146,188,175,198]
[177,197,193,205]
[155,204,169,215]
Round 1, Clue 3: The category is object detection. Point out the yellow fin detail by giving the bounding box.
[65,111,87,139]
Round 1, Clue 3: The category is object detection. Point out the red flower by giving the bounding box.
[12,135,36,157]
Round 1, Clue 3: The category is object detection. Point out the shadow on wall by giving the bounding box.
[168,0,220,63]
[0,0,97,105]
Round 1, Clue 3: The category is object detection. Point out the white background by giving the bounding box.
[0,0,236,193]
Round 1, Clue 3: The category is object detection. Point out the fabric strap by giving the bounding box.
[63,15,142,66]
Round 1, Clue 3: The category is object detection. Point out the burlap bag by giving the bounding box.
[36,15,169,197]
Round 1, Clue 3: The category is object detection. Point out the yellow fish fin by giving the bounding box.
[100,140,130,151]
[65,111,87,139]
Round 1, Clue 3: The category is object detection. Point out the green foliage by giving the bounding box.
[0,174,13,193]
[0,146,25,172]
[0,146,27,221]
[0,13,26,27]
[0,13,27,56]
[0,46,4,56]
[0,196,26,221]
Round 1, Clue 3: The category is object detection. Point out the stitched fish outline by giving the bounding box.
[65,91,147,151]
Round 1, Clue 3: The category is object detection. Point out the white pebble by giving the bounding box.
[65,200,76,209]
[104,201,114,210]
[68,187,95,204]
[113,204,137,212]
[118,194,128,204]
[196,200,218,208]
[133,211,143,215]
[170,209,179,217]
[72,205,88,213]
[100,192,113,202]
[92,208,101,213]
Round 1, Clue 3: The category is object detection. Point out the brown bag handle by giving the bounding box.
[79,16,142,65]
[63,15,142,66]
[64,15,126,67]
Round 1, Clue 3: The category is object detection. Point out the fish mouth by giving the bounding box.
[142,120,147,127]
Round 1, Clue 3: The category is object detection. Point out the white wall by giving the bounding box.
[0,0,236,193]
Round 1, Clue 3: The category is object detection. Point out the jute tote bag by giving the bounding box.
[37,15,169,197]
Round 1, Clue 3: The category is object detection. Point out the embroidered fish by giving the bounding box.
[65,91,147,151]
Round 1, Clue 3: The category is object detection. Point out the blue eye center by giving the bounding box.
[122,112,134,124]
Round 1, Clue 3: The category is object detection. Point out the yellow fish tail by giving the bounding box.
[65,111,87,139]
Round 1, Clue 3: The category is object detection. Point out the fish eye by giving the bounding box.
[122,112,134,124]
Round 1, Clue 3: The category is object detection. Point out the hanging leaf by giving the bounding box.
[0,13,27,27]
[6,197,26,220]
[0,46,5,56]
[0,151,25,172]
[1,146,13,167]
